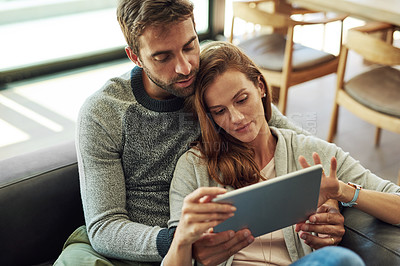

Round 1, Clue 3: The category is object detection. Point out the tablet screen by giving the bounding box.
[212,165,322,237]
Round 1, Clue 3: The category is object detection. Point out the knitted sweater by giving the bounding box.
[168,127,400,265]
[76,66,309,262]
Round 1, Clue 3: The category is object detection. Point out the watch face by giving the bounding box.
[348,182,362,189]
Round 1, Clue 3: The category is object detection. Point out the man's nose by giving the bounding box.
[175,53,191,76]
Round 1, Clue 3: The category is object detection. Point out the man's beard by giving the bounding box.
[142,66,198,98]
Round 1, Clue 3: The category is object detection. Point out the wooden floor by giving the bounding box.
[1,50,399,185]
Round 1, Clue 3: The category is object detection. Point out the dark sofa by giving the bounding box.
[1,141,399,265]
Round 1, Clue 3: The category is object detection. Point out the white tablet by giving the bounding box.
[212,165,322,237]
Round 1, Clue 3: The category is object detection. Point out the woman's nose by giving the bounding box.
[230,108,244,124]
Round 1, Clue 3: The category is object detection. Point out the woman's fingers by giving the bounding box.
[312,152,322,165]
[186,187,227,203]
[298,155,311,168]
[329,156,337,179]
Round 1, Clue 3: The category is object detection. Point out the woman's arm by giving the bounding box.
[299,152,400,225]
[337,180,400,225]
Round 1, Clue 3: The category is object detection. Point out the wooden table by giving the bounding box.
[287,0,400,26]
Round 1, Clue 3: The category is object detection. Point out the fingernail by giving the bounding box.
[301,234,307,240]
[229,231,234,238]
[231,206,237,211]
[310,216,316,223]
[244,231,249,237]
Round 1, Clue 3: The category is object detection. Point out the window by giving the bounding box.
[0,0,212,84]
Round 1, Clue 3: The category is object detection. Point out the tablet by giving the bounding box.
[212,165,322,237]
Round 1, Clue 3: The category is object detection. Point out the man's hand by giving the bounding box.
[192,229,254,266]
[295,201,345,249]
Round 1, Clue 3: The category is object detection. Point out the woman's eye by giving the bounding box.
[214,108,225,115]
[237,95,248,103]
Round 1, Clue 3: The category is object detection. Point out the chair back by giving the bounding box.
[346,29,400,65]
[232,1,293,29]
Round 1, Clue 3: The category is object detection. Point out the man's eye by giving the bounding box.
[154,54,169,62]
[184,44,195,51]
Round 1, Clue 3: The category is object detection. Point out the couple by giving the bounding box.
[55,0,400,265]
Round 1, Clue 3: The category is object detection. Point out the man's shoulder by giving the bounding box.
[81,71,135,112]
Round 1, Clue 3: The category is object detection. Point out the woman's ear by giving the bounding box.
[257,75,266,97]
[125,46,142,67]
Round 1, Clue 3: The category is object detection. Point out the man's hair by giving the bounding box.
[117,0,194,56]
[193,41,273,189]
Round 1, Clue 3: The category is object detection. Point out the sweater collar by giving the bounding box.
[131,66,185,112]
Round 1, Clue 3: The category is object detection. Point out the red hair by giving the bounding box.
[191,41,272,188]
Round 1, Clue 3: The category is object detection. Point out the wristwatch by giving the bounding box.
[341,182,362,207]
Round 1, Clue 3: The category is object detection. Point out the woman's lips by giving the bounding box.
[234,122,251,133]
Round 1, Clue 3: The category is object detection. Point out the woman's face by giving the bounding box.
[204,70,269,144]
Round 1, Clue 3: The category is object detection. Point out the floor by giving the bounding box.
[1,28,399,185]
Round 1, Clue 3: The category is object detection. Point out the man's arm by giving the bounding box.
[77,97,163,262]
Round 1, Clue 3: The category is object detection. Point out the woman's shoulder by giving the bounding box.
[177,146,206,166]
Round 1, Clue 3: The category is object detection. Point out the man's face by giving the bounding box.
[131,18,200,100]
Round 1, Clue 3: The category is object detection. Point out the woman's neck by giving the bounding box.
[251,128,277,169]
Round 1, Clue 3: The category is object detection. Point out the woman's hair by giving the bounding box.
[193,41,272,189]
[117,0,194,56]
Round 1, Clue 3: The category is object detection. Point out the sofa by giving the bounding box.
[1,141,399,265]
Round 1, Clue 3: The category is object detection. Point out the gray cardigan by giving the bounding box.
[168,127,400,265]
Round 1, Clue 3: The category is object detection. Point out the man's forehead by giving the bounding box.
[139,19,196,53]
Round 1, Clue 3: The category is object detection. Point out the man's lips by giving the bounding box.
[175,75,194,87]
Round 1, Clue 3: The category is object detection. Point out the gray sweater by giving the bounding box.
[76,66,304,262]
[168,127,400,265]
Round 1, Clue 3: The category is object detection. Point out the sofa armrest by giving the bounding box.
[0,141,84,265]
[339,207,400,265]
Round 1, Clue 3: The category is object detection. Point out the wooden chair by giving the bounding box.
[230,1,346,114]
[328,22,400,146]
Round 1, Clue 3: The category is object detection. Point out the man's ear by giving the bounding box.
[125,46,142,67]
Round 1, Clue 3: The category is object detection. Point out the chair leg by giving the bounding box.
[374,127,381,146]
[327,103,339,142]
[398,169,400,186]
[278,84,289,115]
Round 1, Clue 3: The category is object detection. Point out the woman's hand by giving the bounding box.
[174,187,236,246]
[164,187,236,266]
[298,152,342,206]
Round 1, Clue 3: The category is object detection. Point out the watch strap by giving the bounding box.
[341,182,362,207]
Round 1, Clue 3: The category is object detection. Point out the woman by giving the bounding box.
[163,42,400,265]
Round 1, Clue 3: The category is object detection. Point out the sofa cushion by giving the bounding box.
[340,207,400,266]
[0,141,84,266]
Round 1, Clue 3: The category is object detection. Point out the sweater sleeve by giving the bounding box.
[168,150,210,229]
[77,93,163,262]
[268,104,311,136]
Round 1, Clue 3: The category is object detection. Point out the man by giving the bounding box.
[55,1,344,265]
